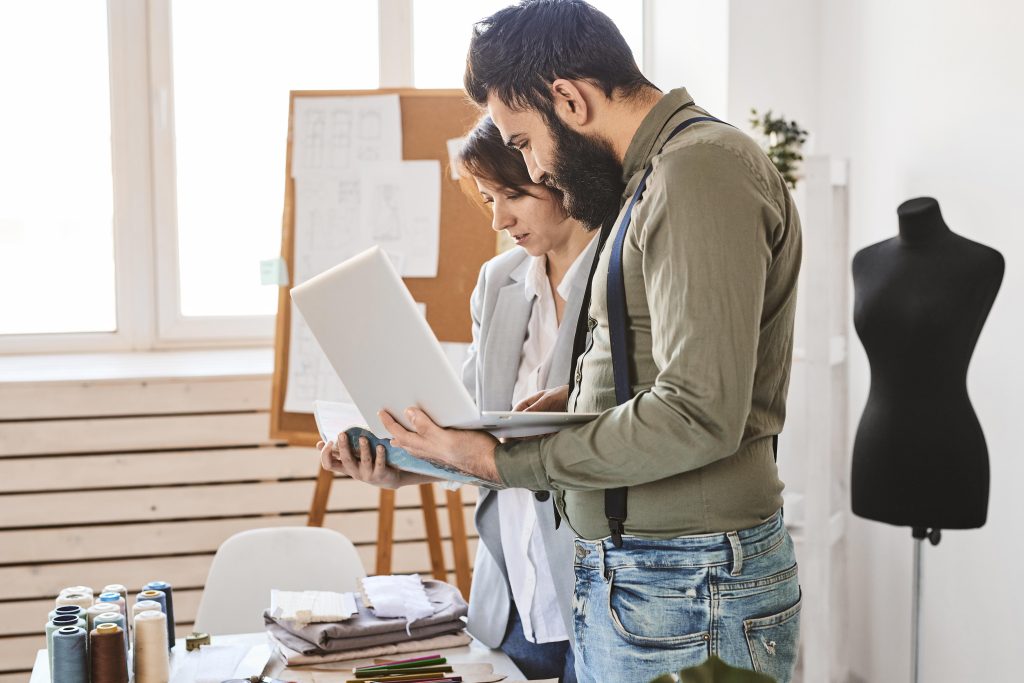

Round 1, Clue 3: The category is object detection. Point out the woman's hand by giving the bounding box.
[318,434,407,489]
[513,384,569,412]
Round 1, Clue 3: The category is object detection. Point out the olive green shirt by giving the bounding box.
[493,88,802,539]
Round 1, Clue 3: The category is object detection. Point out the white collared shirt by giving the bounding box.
[497,245,591,645]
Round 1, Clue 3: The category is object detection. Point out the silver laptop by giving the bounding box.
[290,246,596,438]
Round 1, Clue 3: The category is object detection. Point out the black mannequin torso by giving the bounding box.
[851,197,1004,529]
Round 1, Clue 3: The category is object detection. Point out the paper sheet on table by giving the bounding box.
[291,95,401,177]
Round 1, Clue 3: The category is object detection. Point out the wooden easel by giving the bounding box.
[307,470,472,598]
[270,89,493,600]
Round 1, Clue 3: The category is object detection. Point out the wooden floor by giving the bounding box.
[0,368,477,681]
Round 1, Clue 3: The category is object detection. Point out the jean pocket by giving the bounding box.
[743,590,802,682]
[606,567,712,649]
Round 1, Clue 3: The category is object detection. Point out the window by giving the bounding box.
[412,0,645,88]
[1,0,647,352]
[156,0,379,338]
[0,1,116,335]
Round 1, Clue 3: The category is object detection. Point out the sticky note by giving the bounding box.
[260,257,290,286]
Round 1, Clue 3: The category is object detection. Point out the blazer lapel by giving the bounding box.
[480,261,532,411]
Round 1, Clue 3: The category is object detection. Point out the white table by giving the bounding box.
[30,631,525,682]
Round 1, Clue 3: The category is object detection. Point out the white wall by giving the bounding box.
[645,0,729,118]
[646,2,1021,678]
[815,1,1024,681]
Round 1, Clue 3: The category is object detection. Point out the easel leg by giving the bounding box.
[376,488,396,574]
[419,483,447,581]
[307,466,334,526]
[445,488,472,599]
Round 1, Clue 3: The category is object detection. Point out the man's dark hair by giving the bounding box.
[464,0,655,115]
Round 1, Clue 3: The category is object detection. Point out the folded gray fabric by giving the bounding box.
[263,580,468,655]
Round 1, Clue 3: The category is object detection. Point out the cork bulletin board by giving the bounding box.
[270,89,495,445]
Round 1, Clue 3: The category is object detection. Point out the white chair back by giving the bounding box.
[193,526,365,635]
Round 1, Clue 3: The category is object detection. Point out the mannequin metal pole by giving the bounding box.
[911,527,941,683]
[911,536,922,683]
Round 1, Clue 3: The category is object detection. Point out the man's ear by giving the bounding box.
[550,78,594,130]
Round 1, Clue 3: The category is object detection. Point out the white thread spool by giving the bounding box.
[132,600,163,650]
[133,610,169,683]
[60,586,94,599]
[57,592,94,610]
[86,602,119,630]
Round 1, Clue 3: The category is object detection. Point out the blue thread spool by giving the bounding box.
[52,626,87,683]
[46,615,79,678]
[142,581,176,650]
[135,590,169,650]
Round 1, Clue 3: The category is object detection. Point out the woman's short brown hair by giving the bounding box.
[455,116,564,208]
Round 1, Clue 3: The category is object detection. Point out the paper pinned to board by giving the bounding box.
[358,160,441,277]
[446,137,466,180]
[291,95,402,177]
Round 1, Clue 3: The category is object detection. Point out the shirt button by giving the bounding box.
[534,491,550,502]
[588,316,597,330]
[575,370,582,383]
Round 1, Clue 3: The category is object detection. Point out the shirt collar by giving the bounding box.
[523,234,598,303]
[620,87,697,184]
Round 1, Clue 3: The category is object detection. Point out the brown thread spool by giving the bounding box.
[90,623,128,683]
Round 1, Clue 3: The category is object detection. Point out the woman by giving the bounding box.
[318,117,596,682]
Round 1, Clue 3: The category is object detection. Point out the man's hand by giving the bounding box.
[379,408,505,487]
[513,384,569,412]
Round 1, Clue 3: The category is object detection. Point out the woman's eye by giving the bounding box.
[481,197,493,204]
[505,193,521,201]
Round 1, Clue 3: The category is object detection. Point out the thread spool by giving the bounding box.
[94,612,129,665]
[133,610,170,683]
[102,584,128,604]
[132,601,162,650]
[46,615,80,676]
[142,581,176,650]
[90,623,128,683]
[59,586,94,599]
[86,602,119,630]
[135,590,169,649]
[97,592,126,619]
[52,626,87,683]
[48,605,83,622]
[56,592,93,610]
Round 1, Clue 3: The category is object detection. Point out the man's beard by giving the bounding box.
[546,114,625,232]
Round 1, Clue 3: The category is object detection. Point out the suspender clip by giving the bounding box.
[608,517,625,549]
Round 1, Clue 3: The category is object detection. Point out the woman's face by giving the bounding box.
[474,177,576,258]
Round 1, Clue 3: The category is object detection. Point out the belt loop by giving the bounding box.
[727,531,744,576]
[598,541,610,582]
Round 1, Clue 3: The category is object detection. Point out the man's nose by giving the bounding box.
[524,153,546,185]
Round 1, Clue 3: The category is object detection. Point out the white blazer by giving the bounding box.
[461,239,597,648]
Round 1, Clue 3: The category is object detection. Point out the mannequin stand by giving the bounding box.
[911,527,942,683]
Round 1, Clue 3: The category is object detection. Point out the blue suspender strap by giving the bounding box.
[604,115,727,548]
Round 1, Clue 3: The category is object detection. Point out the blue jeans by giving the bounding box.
[500,604,577,683]
[571,512,801,683]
